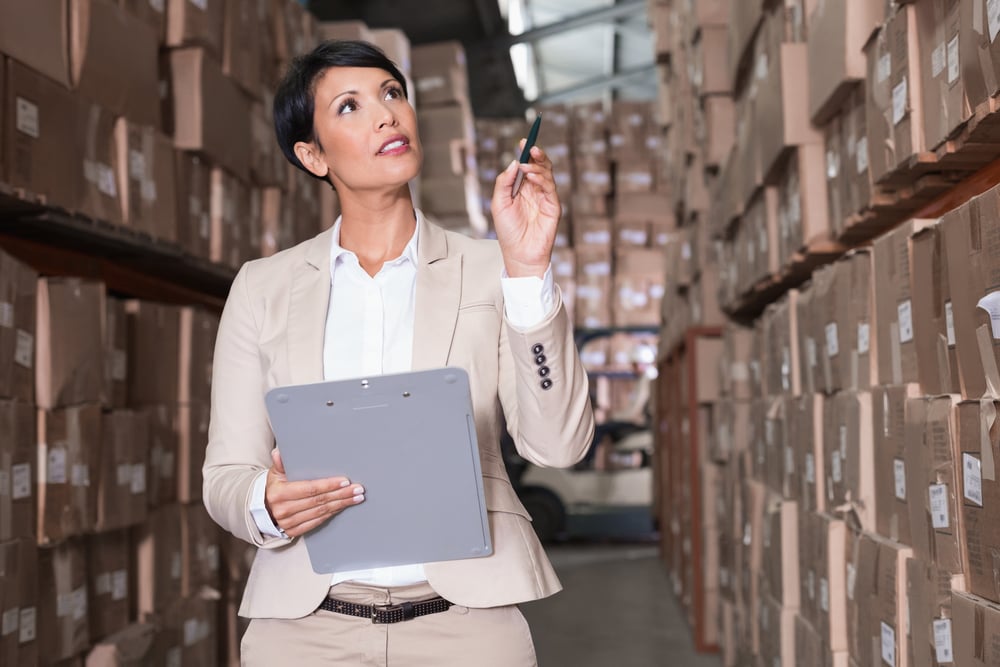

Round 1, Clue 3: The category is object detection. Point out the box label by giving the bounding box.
[881,622,896,665]
[827,150,839,179]
[47,448,67,484]
[857,136,869,174]
[131,464,147,494]
[878,54,892,83]
[977,292,1000,338]
[71,463,90,487]
[847,563,857,601]
[858,322,871,355]
[893,78,909,125]
[129,150,146,180]
[14,330,33,368]
[15,98,39,139]
[831,450,842,483]
[946,301,956,346]
[95,572,110,596]
[117,463,132,486]
[785,446,794,474]
[894,459,906,500]
[826,322,839,358]
[964,453,984,506]
[807,570,815,600]
[11,463,30,499]
[930,484,950,529]
[1,607,18,636]
[933,618,953,663]
[18,607,35,643]
[189,0,208,10]
[990,0,1000,42]
[171,551,182,580]
[932,42,946,77]
[820,578,829,612]
[111,569,128,601]
[72,587,87,621]
[807,337,817,368]
[149,0,165,13]
[898,300,914,343]
[0,302,13,328]
[948,36,960,84]
[805,453,815,484]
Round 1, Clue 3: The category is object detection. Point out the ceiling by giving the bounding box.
[306,0,656,118]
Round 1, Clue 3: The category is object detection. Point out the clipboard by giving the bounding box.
[264,367,493,574]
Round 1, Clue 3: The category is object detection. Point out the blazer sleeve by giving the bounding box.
[498,285,595,468]
[202,264,286,549]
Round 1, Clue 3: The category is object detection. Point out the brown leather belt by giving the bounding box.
[317,595,453,624]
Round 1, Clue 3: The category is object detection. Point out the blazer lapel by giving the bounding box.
[287,227,334,386]
[412,213,462,370]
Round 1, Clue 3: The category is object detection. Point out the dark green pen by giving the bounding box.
[511,113,542,198]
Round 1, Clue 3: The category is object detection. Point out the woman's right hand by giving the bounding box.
[264,449,365,538]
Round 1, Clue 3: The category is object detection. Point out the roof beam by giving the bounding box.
[529,62,655,104]
[501,0,646,47]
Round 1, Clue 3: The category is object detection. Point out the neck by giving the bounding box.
[336,185,417,276]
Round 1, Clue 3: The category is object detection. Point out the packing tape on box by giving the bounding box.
[981,399,997,482]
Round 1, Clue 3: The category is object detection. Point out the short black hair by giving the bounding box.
[273,40,408,182]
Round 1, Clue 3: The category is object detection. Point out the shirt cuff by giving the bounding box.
[501,264,556,330]
[249,470,287,539]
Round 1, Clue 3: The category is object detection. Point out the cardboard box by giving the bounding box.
[174,151,212,260]
[0,400,35,543]
[178,307,217,405]
[776,144,831,268]
[181,504,220,597]
[762,290,800,399]
[85,530,130,642]
[371,28,412,77]
[873,219,936,385]
[865,5,925,184]
[762,495,799,608]
[712,399,750,463]
[70,0,160,126]
[411,41,467,107]
[825,112,849,237]
[177,402,209,504]
[812,252,873,394]
[853,532,912,667]
[757,594,796,667]
[691,25,731,96]
[84,623,156,666]
[796,279,819,396]
[95,410,148,533]
[120,0,165,40]
[822,390,876,532]
[721,324,753,401]
[249,101,284,188]
[953,591,1000,666]
[739,187,780,289]
[789,393,825,513]
[134,503,182,616]
[222,0,260,97]
[3,57,81,210]
[126,301,180,407]
[77,99,123,225]
[916,0,966,151]
[907,559,963,667]
[0,251,37,402]
[808,0,886,124]
[168,47,251,181]
[0,0,72,87]
[0,538,39,666]
[36,278,106,409]
[843,87,873,218]
[165,0,224,58]
[727,0,764,83]
[740,479,766,655]
[150,595,217,666]
[209,167,247,269]
[957,398,1000,602]
[37,539,89,664]
[799,511,848,653]
[102,298,127,410]
[872,384,920,545]
[144,405,178,508]
[959,0,1000,112]
[910,221,961,395]
[116,122,178,241]
[37,404,101,545]
[906,395,964,576]
[702,94,735,168]
[612,248,666,328]
[316,19,372,42]
[574,246,613,329]
[614,154,656,194]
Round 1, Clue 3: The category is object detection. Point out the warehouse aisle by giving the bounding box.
[522,544,722,667]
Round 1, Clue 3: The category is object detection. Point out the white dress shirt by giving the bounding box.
[249,213,555,587]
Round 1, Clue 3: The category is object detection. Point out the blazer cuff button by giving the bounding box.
[540,378,553,390]
[531,343,544,355]
[538,366,550,377]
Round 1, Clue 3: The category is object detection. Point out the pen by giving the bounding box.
[511,113,542,199]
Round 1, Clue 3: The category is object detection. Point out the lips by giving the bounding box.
[377,135,409,155]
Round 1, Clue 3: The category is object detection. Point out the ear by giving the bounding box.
[293,141,330,179]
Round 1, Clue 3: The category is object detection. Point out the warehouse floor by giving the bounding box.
[522,543,722,666]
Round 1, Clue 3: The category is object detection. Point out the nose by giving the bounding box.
[377,104,398,131]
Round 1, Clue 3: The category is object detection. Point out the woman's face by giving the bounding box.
[303,66,422,192]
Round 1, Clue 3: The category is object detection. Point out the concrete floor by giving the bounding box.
[521,543,722,667]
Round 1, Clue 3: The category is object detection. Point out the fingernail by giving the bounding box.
[353,486,365,495]
[354,494,365,503]
[508,159,518,171]
[340,480,350,488]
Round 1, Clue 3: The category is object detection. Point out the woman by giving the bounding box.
[203,40,594,666]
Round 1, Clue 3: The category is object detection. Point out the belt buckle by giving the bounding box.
[371,602,390,624]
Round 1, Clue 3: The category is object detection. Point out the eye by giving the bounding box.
[384,86,404,101]
[337,97,358,115]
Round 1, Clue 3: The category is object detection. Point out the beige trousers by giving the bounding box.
[240,581,539,666]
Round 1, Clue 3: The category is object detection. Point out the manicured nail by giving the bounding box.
[353,486,365,495]
[508,159,518,171]
[340,480,350,487]
[354,494,365,503]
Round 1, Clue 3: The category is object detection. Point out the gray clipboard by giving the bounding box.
[264,367,493,574]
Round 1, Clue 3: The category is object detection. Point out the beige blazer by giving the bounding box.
[203,211,595,619]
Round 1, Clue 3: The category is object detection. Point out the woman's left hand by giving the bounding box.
[491,142,561,278]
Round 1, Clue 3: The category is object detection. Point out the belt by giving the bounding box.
[317,595,453,624]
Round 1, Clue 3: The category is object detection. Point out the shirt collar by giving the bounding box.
[328,214,420,276]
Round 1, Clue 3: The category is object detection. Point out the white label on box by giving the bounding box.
[129,150,146,180]
[826,322,839,358]
[682,242,692,260]
[930,484,950,529]
[805,453,815,484]
[14,330,32,368]
[946,301,956,346]
[184,618,200,646]
[71,464,89,487]
[785,446,794,474]
[0,302,12,328]
[894,459,907,500]
[807,570,815,600]
[948,36,960,84]
[857,136,869,174]
[189,0,207,10]
[57,593,72,618]
[207,544,220,571]
[807,337,817,368]
[149,0,165,12]
[976,291,1000,338]
[932,42,946,77]
[782,347,791,391]
[847,563,857,601]
[840,425,848,460]
[827,149,839,179]
[131,464,147,494]
[12,463,30,499]
[582,230,611,245]
[15,98,39,139]
[171,551,182,580]
[990,0,1000,42]
[2,607,18,636]
[95,572,111,596]
[821,578,830,612]
[964,453,984,506]
[111,569,127,601]
[18,607,35,643]
[893,78,909,126]
[858,322,871,355]
[47,448,67,484]
[878,54,892,83]
[881,622,896,665]
[831,451,842,483]
[584,262,610,276]
[112,349,127,381]
[117,463,132,486]
[934,619,953,663]
[199,212,210,240]
[898,300,914,343]
[72,587,86,621]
